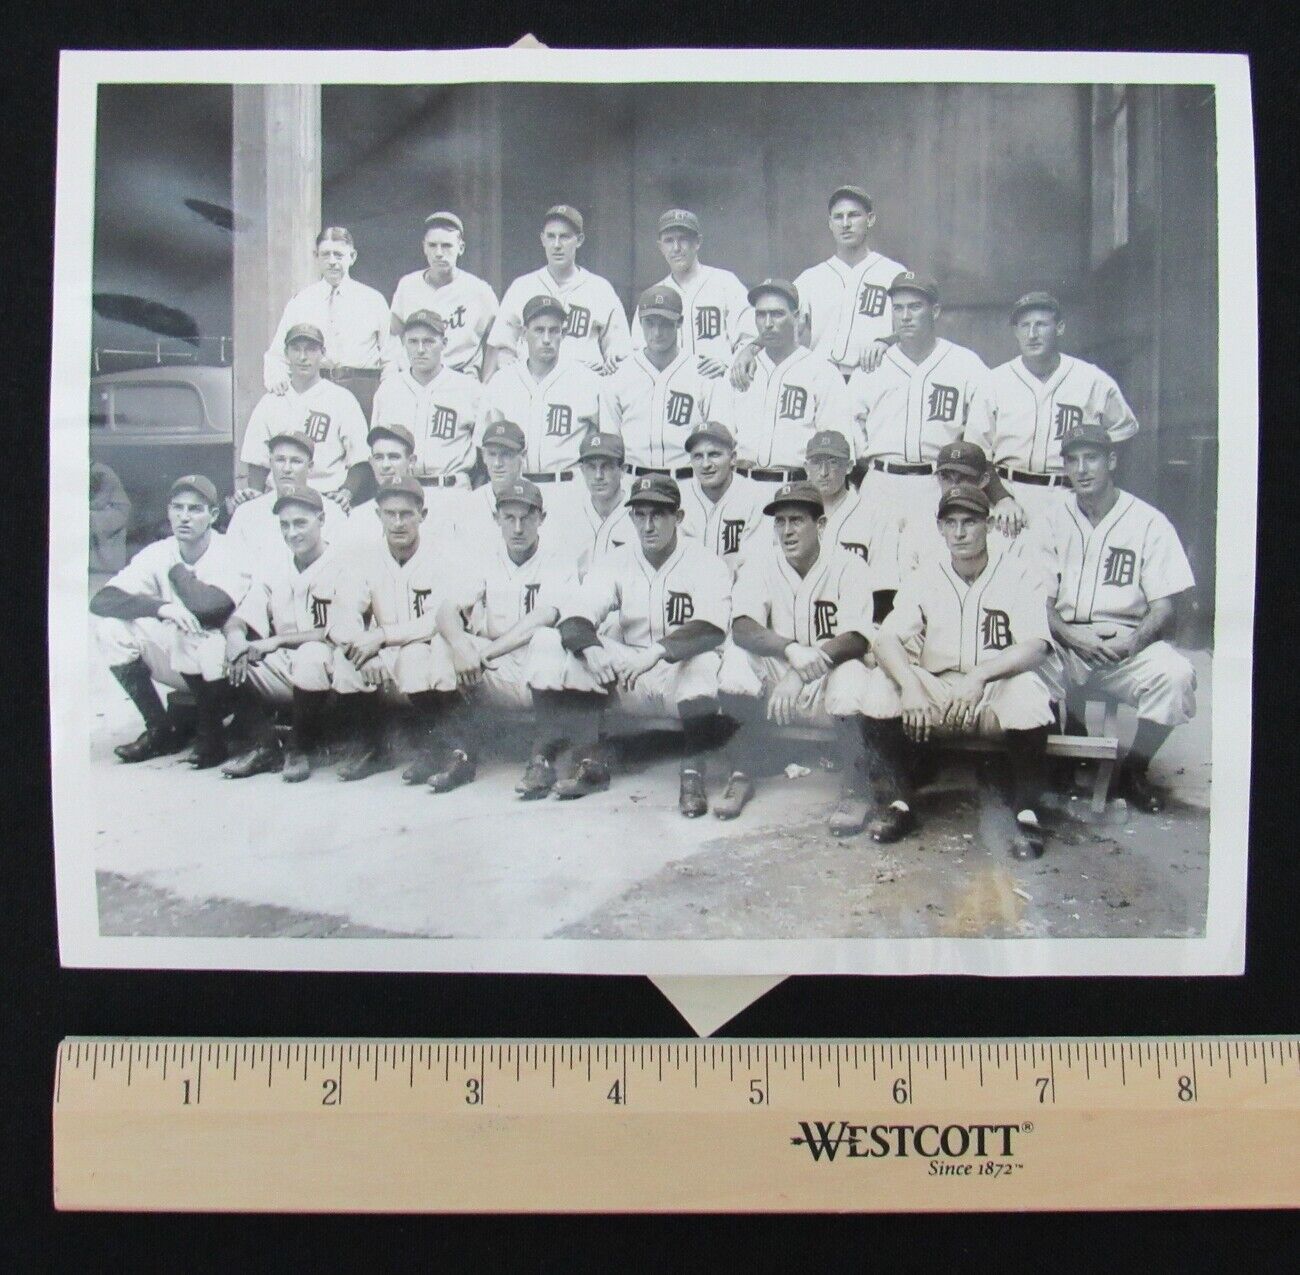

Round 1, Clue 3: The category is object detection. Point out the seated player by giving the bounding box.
[455,418,529,542]
[221,485,348,782]
[678,422,770,574]
[863,484,1056,859]
[716,481,879,833]
[524,474,732,815]
[91,475,250,767]
[344,422,420,552]
[550,430,636,579]
[326,478,467,786]
[1045,424,1197,812]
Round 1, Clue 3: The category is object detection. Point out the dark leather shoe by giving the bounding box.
[679,769,708,818]
[1009,817,1046,860]
[428,749,477,794]
[554,758,611,800]
[869,803,916,843]
[187,737,229,770]
[221,743,282,779]
[1119,767,1166,813]
[713,772,754,820]
[401,752,439,785]
[337,744,392,782]
[281,749,311,783]
[114,725,183,764]
[516,756,556,800]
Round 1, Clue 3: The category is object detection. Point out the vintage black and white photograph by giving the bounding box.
[49,49,1256,974]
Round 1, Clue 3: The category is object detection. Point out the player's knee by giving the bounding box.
[95,616,138,662]
[861,667,903,719]
[292,642,333,692]
[824,660,870,717]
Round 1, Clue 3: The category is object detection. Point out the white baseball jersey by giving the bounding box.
[732,545,876,647]
[679,474,771,569]
[234,544,345,639]
[240,380,369,492]
[488,266,632,373]
[447,540,575,640]
[819,486,900,568]
[370,366,482,480]
[570,536,732,649]
[599,351,715,471]
[479,360,601,473]
[847,339,992,464]
[105,533,250,613]
[552,492,636,580]
[719,347,854,468]
[896,493,1024,583]
[793,251,907,373]
[225,490,349,563]
[881,548,1051,676]
[389,268,498,375]
[630,265,756,365]
[974,354,1140,474]
[1046,491,1194,629]
[332,535,443,636]
[263,277,397,387]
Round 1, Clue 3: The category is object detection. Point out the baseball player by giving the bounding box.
[524,474,732,814]
[974,292,1140,524]
[630,209,755,378]
[264,227,399,418]
[478,295,601,479]
[91,475,250,768]
[342,423,423,554]
[549,431,636,580]
[678,422,771,574]
[716,481,879,832]
[863,484,1056,859]
[720,279,854,480]
[389,212,499,378]
[225,430,348,561]
[220,484,348,783]
[484,205,632,378]
[1044,424,1196,813]
[599,286,716,476]
[453,419,530,545]
[238,324,371,510]
[89,461,131,578]
[327,478,466,786]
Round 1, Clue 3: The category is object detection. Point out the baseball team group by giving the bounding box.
[90,184,1199,862]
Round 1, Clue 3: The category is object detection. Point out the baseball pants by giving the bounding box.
[463,633,534,711]
[717,644,873,724]
[862,664,1056,734]
[333,636,459,698]
[1056,640,1197,727]
[241,642,339,704]
[96,616,226,685]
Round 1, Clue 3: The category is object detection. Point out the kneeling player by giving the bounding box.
[525,474,732,814]
[864,484,1055,859]
[221,485,346,783]
[716,481,879,833]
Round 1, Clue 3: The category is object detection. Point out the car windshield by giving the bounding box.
[100,382,205,434]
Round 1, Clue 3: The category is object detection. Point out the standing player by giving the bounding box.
[479,296,601,479]
[91,475,250,767]
[221,484,347,783]
[389,212,498,378]
[631,209,755,379]
[678,422,770,574]
[723,279,854,481]
[238,324,371,510]
[600,286,715,477]
[264,227,398,418]
[1045,425,1197,812]
[525,475,732,815]
[454,419,529,545]
[716,481,879,832]
[863,484,1056,859]
[975,292,1140,525]
[484,205,631,378]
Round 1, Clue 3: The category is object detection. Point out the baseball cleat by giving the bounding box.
[113,725,183,764]
[1009,815,1046,860]
[280,749,311,783]
[428,749,477,794]
[221,744,282,779]
[553,758,611,800]
[679,769,708,818]
[869,803,915,843]
[1118,767,1166,814]
[336,744,393,782]
[713,773,755,820]
[828,791,872,837]
[516,756,557,800]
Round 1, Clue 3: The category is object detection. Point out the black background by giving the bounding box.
[6,2,1297,1263]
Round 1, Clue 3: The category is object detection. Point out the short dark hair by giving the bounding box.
[316,226,354,248]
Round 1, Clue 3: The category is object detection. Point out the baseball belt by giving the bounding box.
[324,366,382,381]
[869,459,935,476]
[416,474,468,489]
[735,464,808,483]
[624,464,694,480]
[524,471,576,484]
[996,464,1070,488]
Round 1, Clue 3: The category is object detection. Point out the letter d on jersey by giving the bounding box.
[666,591,695,625]
[814,600,839,641]
[546,405,573,436]
[1103,547,1136,587]
[778,386,809,420]
[981,608,1012,650]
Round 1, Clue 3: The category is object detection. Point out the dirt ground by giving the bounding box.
[87,645,1213,943]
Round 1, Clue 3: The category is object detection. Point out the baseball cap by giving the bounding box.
[638,285,684,321]
[403,309,446,335]
[543,204,584,234]
[266,429,316,458]
[747,278,800,310]
[657,208,701,236]
[804,430,852,462]
[522,294,567,326]
[1010,291,1062,323]
[423,210,464,235]
[495,478,545,512]
[169,474,219,506]
[937,483,991,519]
[625,474,682,509]
[272,483,325,515]
[579,431,626,463]
[1059,423,1115,455]
[373,476,426,509]
[284,323,325,348]
[367,422,416,453]
[684,421,737,454]
[888,271,940,303]
[480,420,526,453]
[828,184,873,213]
[935,441,989,477]
[763,480,825,517]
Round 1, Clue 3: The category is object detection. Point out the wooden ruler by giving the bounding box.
[53,1037,1299,1212]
